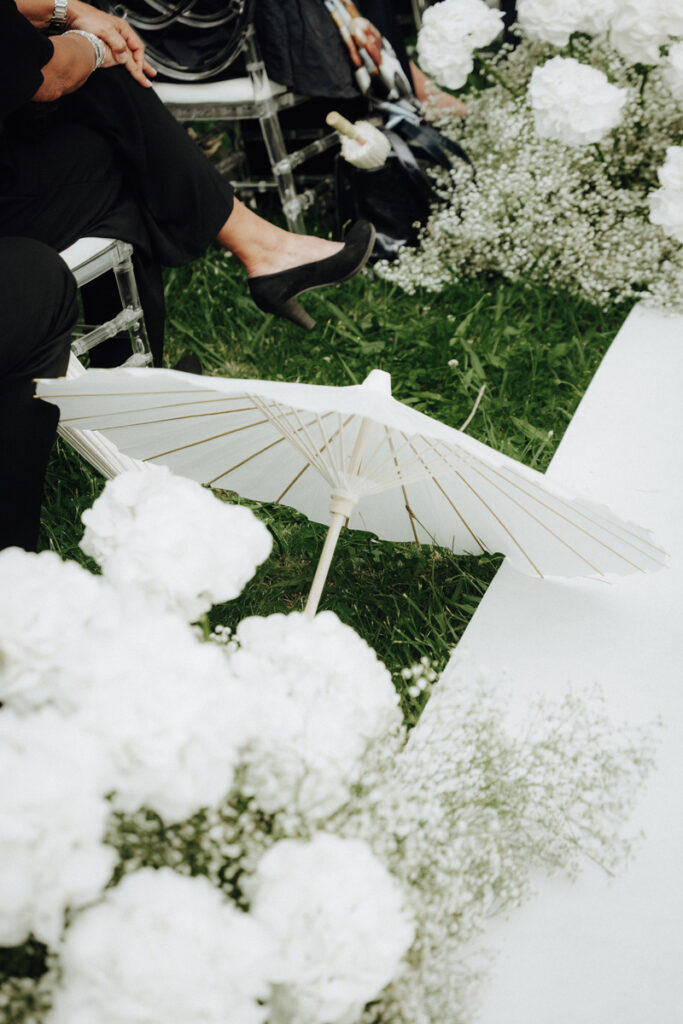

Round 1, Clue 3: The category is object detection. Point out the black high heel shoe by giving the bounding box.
[248,220,376,330]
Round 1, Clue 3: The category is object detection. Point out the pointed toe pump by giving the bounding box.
[248,220,376,330]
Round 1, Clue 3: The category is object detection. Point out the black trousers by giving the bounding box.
[0,67,234,364]
[0,237,77,551]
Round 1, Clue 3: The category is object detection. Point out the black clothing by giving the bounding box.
[0,2,234,363]
[117,0,412,99]
[0,238,77,551]
[0,0,53,135]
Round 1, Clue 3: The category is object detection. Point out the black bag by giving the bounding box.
[334,122,472,262]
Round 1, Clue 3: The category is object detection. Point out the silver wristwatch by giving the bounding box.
[50,0,68,28]
[65,29,107,70]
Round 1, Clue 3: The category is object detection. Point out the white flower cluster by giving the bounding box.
[46,869,274,1024]
[225,611,403,818]
[0,472,414,1024]
[377,30,683,310]
[516,0,613,48]
[246,834,415,1024]
[649,147,683,243]
[517,0,683,65]
[0,710,115,946]
[529,56,627,146]
[0,470,657,1024]
[347,669,657,1024]
[0,712,114,942]
[0,547,251,823]
[663,41,683,100]
[417,0,504,90]
[81,465,272,622]
[609,1,683,67]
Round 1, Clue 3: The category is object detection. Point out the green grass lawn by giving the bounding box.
[39,225,629,709]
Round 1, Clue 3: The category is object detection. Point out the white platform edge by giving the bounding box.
[410,303,683,1024]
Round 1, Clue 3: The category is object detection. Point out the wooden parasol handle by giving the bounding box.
[326,110,366,144]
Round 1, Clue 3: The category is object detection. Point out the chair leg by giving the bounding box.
[258,113,307,233]
[244,24,306,233]
[113,251,153,366]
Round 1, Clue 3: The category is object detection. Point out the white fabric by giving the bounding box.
[415,303,683,1024]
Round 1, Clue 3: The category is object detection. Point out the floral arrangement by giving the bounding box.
[379,0,683,310]
[0,469,656,1024]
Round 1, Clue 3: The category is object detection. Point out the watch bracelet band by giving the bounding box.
[50,0,68,27]
[64,29,106,70]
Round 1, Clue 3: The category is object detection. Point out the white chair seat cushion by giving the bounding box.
[153,77,287,106]
[60,237,118,272]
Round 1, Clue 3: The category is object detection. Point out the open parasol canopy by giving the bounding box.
[37,367,668,614]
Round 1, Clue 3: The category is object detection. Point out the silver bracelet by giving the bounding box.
[64,29,107,70]
[50,0,68,28]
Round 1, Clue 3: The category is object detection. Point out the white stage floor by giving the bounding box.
[418,304,683,1023]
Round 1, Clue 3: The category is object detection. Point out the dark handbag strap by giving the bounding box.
[382,130,434,204]
[394,119,472,170]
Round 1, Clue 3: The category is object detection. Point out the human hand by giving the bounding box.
[67,0,156,87]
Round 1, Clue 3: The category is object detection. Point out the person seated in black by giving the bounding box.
[0,0,374,550]
[0,238,77,551]
[0,0,374,365]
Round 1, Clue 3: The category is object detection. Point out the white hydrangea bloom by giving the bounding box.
[0,547,250,822]
[0,710,115,946]
[574,0,618,37]
[81,465,272,622]
[663,42,683,100]
[649,146,683,243]
[0,548,112,712]
[47,868,273,1024]
[74,620,252,822]
[225,612,403,818]
[609,1,671,66]
[247,834,415,1024]
[517,0,583,47]
[416,0,504,90]
[529,57,627,147]
[656,146,683,191]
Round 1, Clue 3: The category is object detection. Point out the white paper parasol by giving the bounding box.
[37,367,668,615]
[326,111,391,169]
[55,355,146,479]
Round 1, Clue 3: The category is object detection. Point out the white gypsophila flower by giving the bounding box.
[528,57,627,146]
[47,868,273,1024]
[649,147,683,243]
[81,465,272,622]
[247,834,414,1024]
[663,41,683,100]
[0,710,115,946]
[416,0,504,90]
[376,36,683,312]
[609,0,671,66]
[225,611,403,819]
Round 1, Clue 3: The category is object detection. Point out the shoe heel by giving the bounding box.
[280,297,316,331]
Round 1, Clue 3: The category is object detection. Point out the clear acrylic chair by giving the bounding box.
[112,0,339,232]
[57,237,152,477]
[59,236,153,368]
